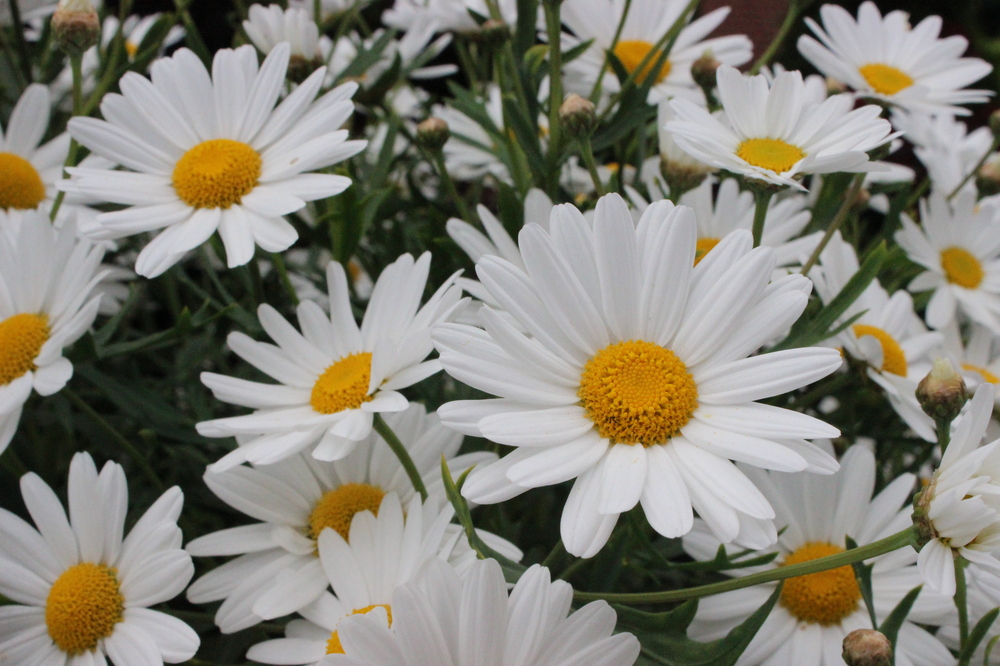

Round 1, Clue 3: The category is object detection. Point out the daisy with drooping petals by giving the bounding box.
[666,66,894,190]
[196,254,465,470]
[798,2,992,116]
[0,210,106,455]
[323,558,641,666]
[0,452,199,665]
[60,44,366,277]
[683,444,955,666]
[435,194,843,558]
[186,403,500,632]
[895,190,1000,335]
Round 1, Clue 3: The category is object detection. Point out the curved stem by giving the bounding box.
[949,137,1000,201]
[373,413,428,501]
[50,53,85,222]
[543,0,564,197]
[748,0,801,76]
[751,189,773,248]
[270,252,300,307]
[578,136,607,196]
[799,173,865,275]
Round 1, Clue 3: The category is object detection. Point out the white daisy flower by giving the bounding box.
[798,2,992,116]
[891,110,994,196]
[433,85,512,183]
[560,0,752,105]
[916,383,1000,595]
[656,103,716,190]
[290,0,373,23]
[244,4,321,61]
[196,254,465,470]
[0,452,199,665]
[186,402,499,631]
[60,44,366,277]
[434,194,842,558]
[666,66,894,190]
[683,445,955,666]
[322,558,641,666]
[895,190,1000,334]
[0,0,55,24]
[0,210,106,455]
[383,0,517,33]
[940,568,1000,663]
[940,322,1000,400]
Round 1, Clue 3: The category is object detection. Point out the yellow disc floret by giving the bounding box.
[309,483,386,541]
[852,324,907,376]
[45,563,125,655]
[579,340,698,446]
[0,313,49,385]
[172,139,261,209]
[963,363,1000,384]
[780,542,861,625]
[858,63,914,96]
[941,246,984,289]
[736,138,806,174]
[0,152,47,210]
[613,40,672,85]
[310,352,374,414]
[695,237,720,266]
[326,604,393,654]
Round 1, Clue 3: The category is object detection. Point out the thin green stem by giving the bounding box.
[799,173,865,275]
[956,556,970,663]
[949,137,1000,201]
[588,0,631,104]
[936,417,952,455]
[578,136,606,196]
[541,540,566,568]
[270,252,300,306]
[573,527,916,604]
[172,0,212,65]
[373,414,428,501]
[430,151,474,221]
[50,53,85,222]
[313,0,322,24]
[7,0,32,83]
[543,0,564,196]
[749,0,801,75]
[751,189,773,248]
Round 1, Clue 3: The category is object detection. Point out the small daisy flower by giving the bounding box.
[0,452,199,665]
[683,444,955,666]
[895,190,1000,334]
[666,66,894,190]
[196,254,464,470]
[60,44,366,277]
[892,110,994,196]
[291,0,373,23]
[435,194,842,558]
[244,4,321,62]
[383,0,517,34]
[0,210,106,455]
[798,2,992,116]
[941,322,1000,399]
[323,558,641,666]
[560,0,752,105]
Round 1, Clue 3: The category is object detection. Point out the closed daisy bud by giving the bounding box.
[690,51,721,95]
[559,93,596,139]
[977,154,1000,196]
[480,18,511,47]
[52,0,100,55]
[416,117,451,151]
[842,629,892,666]
[917,357,968,422]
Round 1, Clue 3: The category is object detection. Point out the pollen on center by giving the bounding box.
[578,339,698,446]
[45,563,125,655]
[172,138,262,209]
[940,246,984,289]
[0,152,47,210]
[326,604,393,654]
[736,138,805,174]
[310,352,374,414]
[780,542,861,625]
[852,324,907,376]
[0,312,49,386]
[695,237,720,265]
[309,483,386,542]
[613,40,672,85]
[858,63,914,96]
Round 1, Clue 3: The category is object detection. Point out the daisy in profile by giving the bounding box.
[0,211,106,454]
[435,194,842,558]
[683,444,955,665]
[941,322,1000,400]
[243,4,321,64]
[196,254,464,470]
[187,403,500,632]
[798,2,992,116]
[895,191,1000,334]
[666,66,894,189]
[560,0,752,105]
[323,559,641,665]
[60,44,366,277]
[0,452,199,665]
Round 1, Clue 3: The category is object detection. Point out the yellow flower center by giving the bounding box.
[45,563,125,655]
[963,363,1000,384]
[852,324,907,376]
[0,313,49,385]
[309,483,386,542]
[780,542,861,626]
[0,152,47,210]
[310,352,374,415]
[858,63,914,95]
[613,40,672,85]
[578,340,698,446]
[736,138,805,174]
[941,246,984,289]
[172,139,262,209]
[125,40,139,57]
[326,604,393,654]
[695,237,720,266]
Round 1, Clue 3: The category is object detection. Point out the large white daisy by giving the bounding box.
[196,254,464,470]
[0,452,199,665]
[434,193,842,558]
[798,1,992,116]
[60,43,366,277]
[683,444,955,666]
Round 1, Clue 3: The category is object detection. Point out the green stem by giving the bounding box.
[936,417,952,454]
[1,446,29,478]
[588,0,631,104]
[751,189,773,248]
[172,0,212,65]
[373,413,428,501]
[270,252,300,306]
[956,556,970,663]
[748,0,801,75]
[573,527,916,604]
[50,52,85,222]
[541,539,566,568]
[949,137,1000,201]
[799,173,865,274]
[64,388,164,491]
[313,0,322,24]
[7,0,31,83]
[430,151,474,222]
[543,0,564,197]
[578,136,606,196]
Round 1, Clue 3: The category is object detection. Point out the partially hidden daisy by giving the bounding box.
[941,322,1000,401]
[60,43,366,277]
[798,2,992,116]
[683,444,955,666]
[891,110,994,196]
[0,210,106,455]
[0,452,199,665]
[196,254,465,470]
[321,558,641,666]
[435,194,842,558]
[243,4,322,65]
[666,65,894,189]
[186,403,501,632]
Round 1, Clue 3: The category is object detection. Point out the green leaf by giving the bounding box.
[959,608,1000,664]
[514,0,540,57]
[877,585,921,662]
[337,30,396,82]
[846,536,878,628]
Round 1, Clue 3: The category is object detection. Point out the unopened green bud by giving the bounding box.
[559,94,596,139]
[52,0,100,56]
[690,52,720,94]
[916,357,968,422]
[416,117,451,152]
[911,483,934,549]
[842,629,892,666]
[977,154,1000,196]
[480,19,510,47]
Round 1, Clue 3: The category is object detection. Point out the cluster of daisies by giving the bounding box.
[5,0,1000,663]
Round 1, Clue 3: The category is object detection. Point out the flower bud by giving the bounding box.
[52,0,100,56]
[416,117,451,152]
[657,102,713,196]
[690,52,721,95]
[842,629,892,666]
[916,357,968,422]
[977,154,1000,196]
[559,94,596,139]
[990,109,1000,140]
[480,19,510,47]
